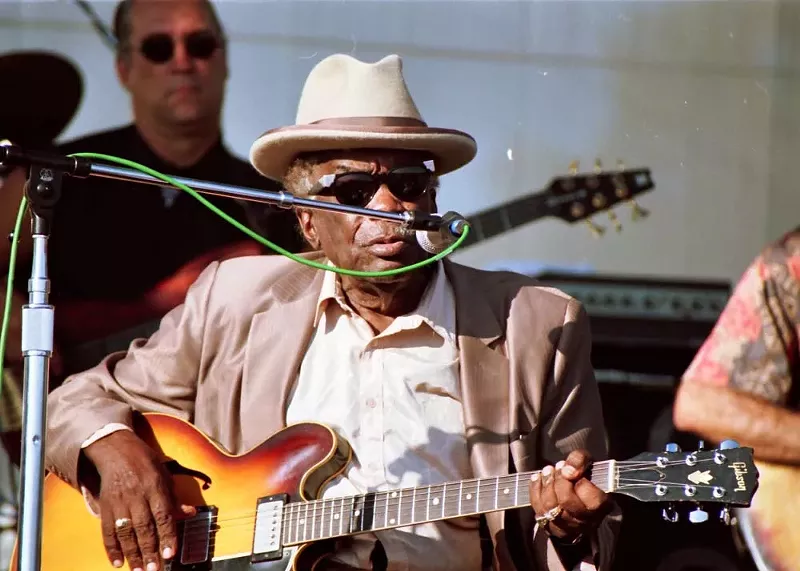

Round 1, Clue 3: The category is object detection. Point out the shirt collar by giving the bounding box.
[314,261,455,342]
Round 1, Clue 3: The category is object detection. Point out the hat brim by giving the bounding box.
[249,124,477,182]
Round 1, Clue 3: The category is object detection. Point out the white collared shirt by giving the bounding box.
[285,262,482,571]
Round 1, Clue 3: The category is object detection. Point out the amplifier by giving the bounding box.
[534,272,731,379]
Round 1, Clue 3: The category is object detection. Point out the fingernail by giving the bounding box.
[162,547,173,559]
[112,561,122,568]
[542,465,553,477]
[530,473,539,482]
[133,567,143,571]
[147,563,158,571]
[555,460,566,471]
[562,465,577,477]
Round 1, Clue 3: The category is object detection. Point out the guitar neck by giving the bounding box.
[459,191,552,249]
[280,461,616,545]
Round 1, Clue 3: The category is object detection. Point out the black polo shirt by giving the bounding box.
[48,124,303,302]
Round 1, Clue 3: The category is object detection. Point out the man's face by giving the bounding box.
[296,150,438,278]
[117,0,227,128]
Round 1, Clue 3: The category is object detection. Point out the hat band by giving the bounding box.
[309,116,428,128]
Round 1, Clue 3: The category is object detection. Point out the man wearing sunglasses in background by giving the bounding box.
[45,54,621,571]
[0,0,303,465]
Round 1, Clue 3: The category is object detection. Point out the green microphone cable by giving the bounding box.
[0,153,470,399]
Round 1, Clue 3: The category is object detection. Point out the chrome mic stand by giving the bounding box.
[15,163,63,571]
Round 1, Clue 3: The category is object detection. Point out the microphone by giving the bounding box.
[416,211,469,254]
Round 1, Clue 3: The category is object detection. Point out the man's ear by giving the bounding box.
[296,209,320,249]
[115,54,131,92]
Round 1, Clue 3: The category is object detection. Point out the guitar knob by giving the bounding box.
[664,442,681,453]
[719,506,732,525]
[661,506,679,523]
[720,439,740,450]
[688,507,709,524]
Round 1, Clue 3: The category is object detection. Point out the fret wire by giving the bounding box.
[397,489,402,527]
[303,501,310,543]
[286,464,618,541]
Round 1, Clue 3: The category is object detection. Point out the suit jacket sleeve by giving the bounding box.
[535,298,622,571]
[45,262,220,489]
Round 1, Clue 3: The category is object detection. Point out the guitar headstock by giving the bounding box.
[544,158,654,237]
[613,440,759,525]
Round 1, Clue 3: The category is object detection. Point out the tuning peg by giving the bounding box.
[585,219,605,238]
[607,211,622,232]
[629,200,650,221]
[720,439,740,450]
[617,159,626,171]
[661,505,679,523]
[689,507,709,524]
[697,440,706,451]
[568,160,579,175]
[664,442,681,453]
[719,506,732,525]
[594,158,603,173]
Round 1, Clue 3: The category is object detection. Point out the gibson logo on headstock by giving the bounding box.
[729,462,748,492]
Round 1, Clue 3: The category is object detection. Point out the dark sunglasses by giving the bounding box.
[310,164,435,207]
[139,30,219,64]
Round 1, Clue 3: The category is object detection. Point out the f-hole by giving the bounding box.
[163,460,213,490]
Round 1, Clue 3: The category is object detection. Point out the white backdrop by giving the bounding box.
[1,0,798,283]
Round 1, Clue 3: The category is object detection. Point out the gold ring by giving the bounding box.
[535,506,563,527]
[114,517,132,530]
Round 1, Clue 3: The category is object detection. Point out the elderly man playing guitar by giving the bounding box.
[43,54,620,571]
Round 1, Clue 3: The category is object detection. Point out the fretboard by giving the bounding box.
[280,461,616,546]
[460,192,551,249]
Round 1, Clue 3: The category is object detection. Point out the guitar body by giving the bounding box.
[10,413,351,571]
[736,460,800,571]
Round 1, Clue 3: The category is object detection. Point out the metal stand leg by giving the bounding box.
[15,164,61,571]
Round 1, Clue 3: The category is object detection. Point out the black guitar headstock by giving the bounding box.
[544,159,655,237]
[613,440,758,525]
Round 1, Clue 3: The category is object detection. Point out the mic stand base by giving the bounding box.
[15,164,61,571]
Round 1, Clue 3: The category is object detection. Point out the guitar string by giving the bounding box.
[173,458,735,540]
[173,457,726,533]
[175,474,736,546]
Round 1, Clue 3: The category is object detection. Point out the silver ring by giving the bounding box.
[535,505,563,527]
[114,517,132,530]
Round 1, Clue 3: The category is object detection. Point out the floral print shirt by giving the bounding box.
[682,228,800,409]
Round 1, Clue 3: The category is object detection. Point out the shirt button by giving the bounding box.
[366,398,377,408]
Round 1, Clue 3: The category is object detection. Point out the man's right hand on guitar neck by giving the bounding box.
[82,430,196,571]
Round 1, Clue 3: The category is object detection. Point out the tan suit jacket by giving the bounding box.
[45,253,621,570]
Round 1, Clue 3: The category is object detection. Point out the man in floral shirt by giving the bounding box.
[673,227,800,463]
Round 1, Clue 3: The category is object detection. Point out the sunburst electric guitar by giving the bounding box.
[12,413,757,571]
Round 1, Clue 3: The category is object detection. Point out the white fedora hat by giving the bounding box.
[249,53,477,182]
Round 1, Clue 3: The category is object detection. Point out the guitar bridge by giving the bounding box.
[251,493,289,563]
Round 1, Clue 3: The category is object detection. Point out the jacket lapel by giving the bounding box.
[446,261,509,477]
[446,262,514,569]
[240,256,325,441]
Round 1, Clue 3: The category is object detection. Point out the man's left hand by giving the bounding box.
[528,449,613,542]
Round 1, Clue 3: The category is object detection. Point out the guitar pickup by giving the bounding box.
[180,505,217,567]
[251,494,289,563]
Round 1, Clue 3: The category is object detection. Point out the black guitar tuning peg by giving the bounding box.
[664,442,681,453]
[688,506,709,524]
[662,505,679,523]
[719,506,732,525]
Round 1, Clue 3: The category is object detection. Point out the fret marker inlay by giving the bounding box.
[466,493,473,500]
[432,498,440,505]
